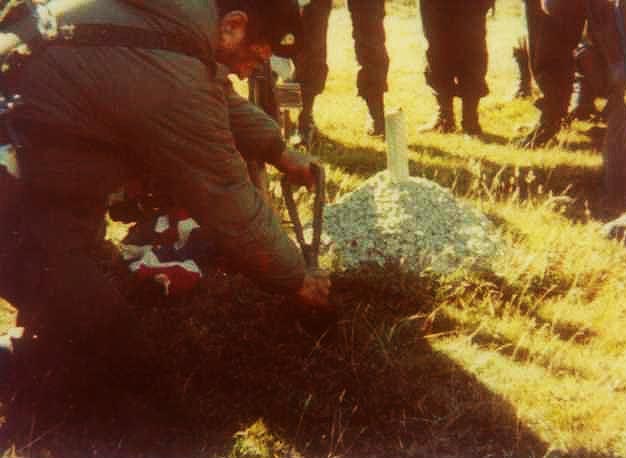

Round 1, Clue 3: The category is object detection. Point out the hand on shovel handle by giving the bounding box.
[296,269,331,310]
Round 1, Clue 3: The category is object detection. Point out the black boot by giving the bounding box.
[295,91,317,149]
[365,93,385,137]
[462,97,482,136]
[418,95,455,133]
[511,39,532,99]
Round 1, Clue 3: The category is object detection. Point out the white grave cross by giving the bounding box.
[384,108,409,183]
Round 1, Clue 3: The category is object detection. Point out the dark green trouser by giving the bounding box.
[0,132,132,344]
[295,0,332,100]
[419,0,490,100]
[586,0,626,205]
[348,0,389,100]
[524,0,585,124]
[295,0,388,102]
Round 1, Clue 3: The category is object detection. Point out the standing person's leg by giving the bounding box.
[457,6,491,135]
[520,0,585,147]
[347,0,389,136]
[603,88,626,207]
[294,0,333,140]
[418,0,456,133]
[590,1,626,208]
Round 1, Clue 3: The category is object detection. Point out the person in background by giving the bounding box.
[294,0,390,144]
[516,0,586,147]
[417,0,494,136]
[541,0,626,209]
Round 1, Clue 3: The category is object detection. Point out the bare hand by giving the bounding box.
[296,269,331,309]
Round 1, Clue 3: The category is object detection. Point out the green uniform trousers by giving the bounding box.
[419,0,492,100]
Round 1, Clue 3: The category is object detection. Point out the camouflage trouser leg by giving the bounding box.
[420,0,456,99]
[603,89,626,206]
[455,9,489,100]
[524,0,585,124]
[420,1,489,100]
[348,0,389,100]
[295,0,332,100]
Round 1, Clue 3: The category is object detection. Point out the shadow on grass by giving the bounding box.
[558,125,606,152]
[1,271,551,458]
[474,131,510,145]
[3,270,619,458]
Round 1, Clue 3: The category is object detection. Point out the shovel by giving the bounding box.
[280,162,336,337]
[280,161,325,270]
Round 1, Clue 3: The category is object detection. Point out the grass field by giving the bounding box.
[3,1,626,457]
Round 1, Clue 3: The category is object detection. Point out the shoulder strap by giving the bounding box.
[1,1,216,79]
[49,23,215,70]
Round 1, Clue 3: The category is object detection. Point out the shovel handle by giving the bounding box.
[281,162,325,269]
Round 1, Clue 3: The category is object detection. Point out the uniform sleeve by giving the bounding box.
[112,52,305,293]
[225,82,287,165]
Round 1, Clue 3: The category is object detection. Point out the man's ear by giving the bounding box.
[220,10,249,33]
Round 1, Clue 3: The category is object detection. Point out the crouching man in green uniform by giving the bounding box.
[0,0,330,380]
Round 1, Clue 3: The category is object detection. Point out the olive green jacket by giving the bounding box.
[11,0,307,294]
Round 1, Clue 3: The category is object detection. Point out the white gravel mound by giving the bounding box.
[322,171,503,274]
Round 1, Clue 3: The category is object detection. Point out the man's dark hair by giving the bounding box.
[216,0,301,58]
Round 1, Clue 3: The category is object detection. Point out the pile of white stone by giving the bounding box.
[321,171,503,275]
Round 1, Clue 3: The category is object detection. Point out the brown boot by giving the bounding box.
[418,96,455,133]
[461,97,482,136]
[292,92,317,149]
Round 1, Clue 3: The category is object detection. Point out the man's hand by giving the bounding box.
[296,269,331,309]
[274,148,319,191]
